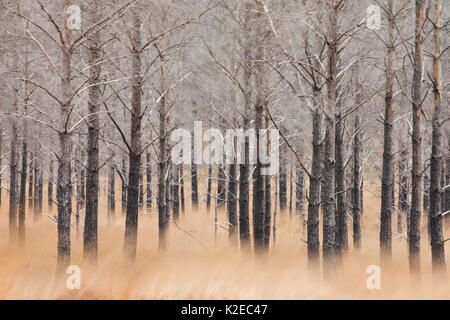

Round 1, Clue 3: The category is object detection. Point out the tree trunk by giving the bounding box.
[409,0,424,277]
[121,156,127,214]
[173,165,180,223]
[123,6,142,261]
[308,107,322,268]
[84,4,101,264]
[146,151,152,209]
[279,149,287,212]
[227,161,238,246]
[322,0,338,280]
[139,160,144,207]
[48,159,54,209]
[18,142,27,246]
[429,0,445,279]
[206,164,212,212]
[352,97,362,250]
[28,156,33,208]
[9,118,18,243]
[335,112,348,254]
[108,162,116,225]
[379,0,395,264]
[180,164,185,213]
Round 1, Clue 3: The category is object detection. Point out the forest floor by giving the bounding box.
[0,182,449,299]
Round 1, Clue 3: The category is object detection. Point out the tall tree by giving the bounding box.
[380,0,396,263]
[429,0,445,279]
[409,0,424,277]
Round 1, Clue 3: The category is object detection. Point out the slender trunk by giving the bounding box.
[18,143,27,246]
[146,151,152,209]
[273,175,278,246]
[429,0,445,280]
[308,107,322,268]
[191,129,198,209]
[398,147,408,234]
[139,160,144,207]
[409,0,424,277]
[227,156,238,245]
[180,165,185,213]
[264,98,272,250]
[108,162,116,225]
[352,99,362,250]
[380,0,395,263]
[289,167,293,214]
[33,159,42,220]
[121,156,127,214]
[206,164,212,211]
[28,156,33,208]
[84,5,101,264]
[335,112,348,254]
[173,165,180,223]
[123,6,142,261]
[322,0,339,280]
[9,117,18,243]
[279,149,287,212]
[48,159,54,209]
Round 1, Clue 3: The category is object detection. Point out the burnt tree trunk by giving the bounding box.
[429,0,445,279]
[206,164,212,212]
[335,112,348,254]
[146,151,152,209]
[409,0,424,277]
[123,6,142,261]
[107,161,116,225]
[48,159,54,209]
[308,107,322,269]
[84,5,101,264]
[28,156,33,208]
[380,0,395,264]
[322,0,339,280]
[121,156,127,214]
[9,117,18,243]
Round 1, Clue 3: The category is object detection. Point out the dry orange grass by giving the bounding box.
[0,182,449,300]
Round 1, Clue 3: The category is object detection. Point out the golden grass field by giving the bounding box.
[0,178,449,300]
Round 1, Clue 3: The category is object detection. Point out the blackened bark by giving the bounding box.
[9,119,18,243]
[48,159,54,209]
[139,160,144,207]
[289,167,293,214]
[429,0,445,279]
[28,157,33,208]
[108,162,115,225]
[397,147,409,234]
[279,149,287,212]
[322,0,339,280]
[380,0,395,263]
[146,151,152,209]
[409,0,424,277]
[335,112,348,254]
[123,6,142,261]
[206,164,212,211]
[84,5,101,264]
[308,108,322,268]
[180,165,185,213]
[423,171,430,212]
[227,162,238,245]
[121,156,127,214]
[191,137,198,209]
[173,165,180,223]
[18,143,27,246]
[352,104,362,249]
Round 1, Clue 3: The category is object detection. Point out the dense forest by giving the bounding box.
[0,0,448,299]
